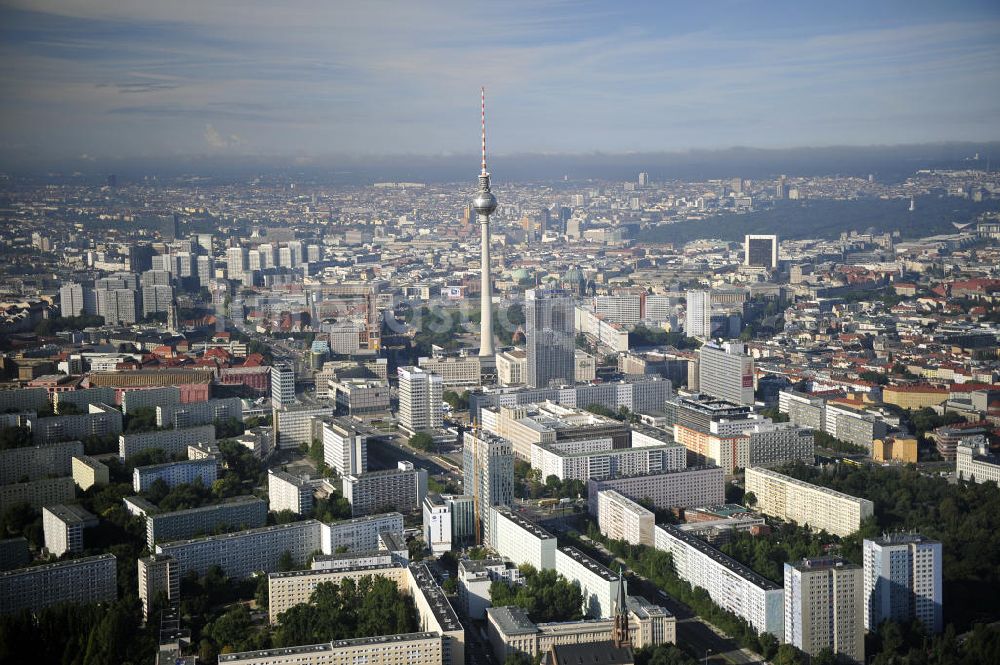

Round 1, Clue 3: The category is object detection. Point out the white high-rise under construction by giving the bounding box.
[474,87,498,358]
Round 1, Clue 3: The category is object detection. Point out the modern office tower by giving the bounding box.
[72,454,109,490]
[586,466,724,513]
[685,290,711,338]
[59,282,94,317]
[654,524,783,637]
[133,458,218,493]
[554,546,621,618]
[156,213,179,240]
[463,431,514,546]
[42,504,98,557]
[475,88,499,358]
[138,554,179,621]
[0,477,77,512]
[398,366,443,432]
[784,558,864,663]
[525,289,575,388]
[342,461,428,516]
[744,234,778,269]
[596,490,654,546]
[0,441,83,485]
[226,246,247,280]
[746,467,874,538]
[267,469,314,515]
[271,362,295,408]
[128,244,156,272]
[730,177,744,194]
[698,341,755,406]
[956,435,1000,484]
[638,172,649,187]
[0,554,117,615]
[863,535,942,633]
[119,424,216,460]
[775,176,787,200]
[320,418,368,476]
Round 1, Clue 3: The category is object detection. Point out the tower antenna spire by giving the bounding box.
[481,86,488,176]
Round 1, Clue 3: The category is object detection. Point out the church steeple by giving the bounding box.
[612,566,631,649]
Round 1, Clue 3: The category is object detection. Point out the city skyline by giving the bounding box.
[1,1,999,169]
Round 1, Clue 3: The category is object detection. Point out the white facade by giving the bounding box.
[698,341,755,406]
[490,505,558,572]
[586,465,725,514]
[42,504,97,557]
[271,363,295,408]
[654,524,783,637]
[320,418,368,476]
[596,489,654,546]
[863,535,942,633]
[423,494,452,555]
[685,290,711,338]
[268,469,315,515]
[746,467,874,537]
[956,436,1000,485]
[554,546,621,619]
[275,405,333,449]
[133,457,218,492]
[398,366,444,431]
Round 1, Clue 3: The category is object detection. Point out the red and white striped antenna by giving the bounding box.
[481,86,488,176]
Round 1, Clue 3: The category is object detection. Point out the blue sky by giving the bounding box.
[1,0,999,165]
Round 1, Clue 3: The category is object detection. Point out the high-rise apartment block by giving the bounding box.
[319,417,368,476]
[271,363,295,408]
[525,289,575,389]
[863,534,942,633]
[42,504,98,557]
[398,366,443,432]
[655,524,783,637]
[698,341,755,406]
[342,461,428,516]
[784,557,864,663]
[0,554,117,615]
[685,290,712,338]
[595,489,654,546]
[267,469,315,515]
[138,554,179,621]
[462,431,514,547]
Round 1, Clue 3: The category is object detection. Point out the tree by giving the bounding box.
[489,566,585,622]
[743,491,757,508]
[409,432,434,452]
[443,390,469,411]
[277,550,296,572]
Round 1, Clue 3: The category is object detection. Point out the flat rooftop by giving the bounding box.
[657,524,780,591]
[493,506,556,541]
[557,546,618,582]
[219,632,439,663]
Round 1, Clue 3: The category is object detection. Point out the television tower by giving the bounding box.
[474,87,498,357]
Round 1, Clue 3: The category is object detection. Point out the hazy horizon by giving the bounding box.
[2,0,999,171]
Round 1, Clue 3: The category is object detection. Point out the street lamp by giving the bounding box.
[704,649,711,665]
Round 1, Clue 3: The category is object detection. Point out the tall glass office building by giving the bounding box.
[525,289,575,389]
